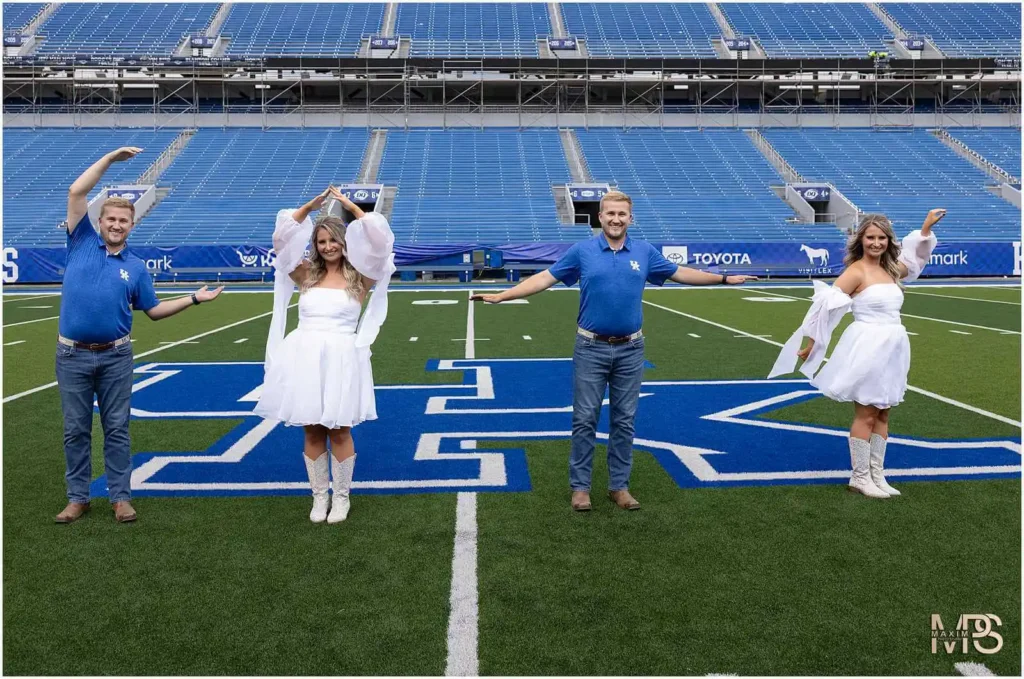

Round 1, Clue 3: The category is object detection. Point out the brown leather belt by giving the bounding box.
[58,334,131,351]
[577,327,643,344]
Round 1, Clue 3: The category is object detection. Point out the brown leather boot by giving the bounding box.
[55,502,90,524]
[113,501,137,523]
[608,490,641,510]
[570,491,592,512]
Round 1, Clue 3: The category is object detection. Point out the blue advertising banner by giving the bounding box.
[191,36,216,48]
[568,186,608,202]
[4,35,24,47]
[3,240,1020,284]
[370,36,400,49]
[899,38,926,50]
[793,186,831,202]
[724,37,752,50]
[337,185,381,203]
[548,37,578,50]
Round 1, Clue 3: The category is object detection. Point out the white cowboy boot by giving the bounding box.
[869,433,901,496]
[848,437,889,499]
[328,454,356,524]
[304,453,331,523]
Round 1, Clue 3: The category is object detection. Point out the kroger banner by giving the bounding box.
[369,36,400,49]
[190,36,216,48]
[337,185,381,203]
[899,37,926,50]
[2,241,1020,284]
[724,37,752,51]
[548,37,578,50]
[568,186,608,202]
[4,35,24,47]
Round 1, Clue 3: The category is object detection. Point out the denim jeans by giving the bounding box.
[55,340,135,503]
[569,334,646,492]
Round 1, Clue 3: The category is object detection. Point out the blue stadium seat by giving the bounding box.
[396,3,549,57]
[376,129,582,243]
[574,128,841,241]
[947,128,1022,179]
[761,128,1021,240]
[134,129,370,245]
[2,128,183,247]
[34,3,218,56]
[3,2,45,31]
[721,3,888,58]
[883,3,1021,57]
[222,3,385,58]
[560,3,719,58]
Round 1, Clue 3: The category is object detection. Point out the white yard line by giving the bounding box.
[3,315,59,328]
[905,289,1020,305]
[3,305,292,404]
[642,299,1021,428]
[445,290,480,676]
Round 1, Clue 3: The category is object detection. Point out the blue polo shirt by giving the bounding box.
[58,213,160,343]
[548,233,678,336]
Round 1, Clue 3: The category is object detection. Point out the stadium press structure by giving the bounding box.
[2,2,1021,285]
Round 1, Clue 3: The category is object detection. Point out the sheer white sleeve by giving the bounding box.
[898,229,938,283]
[264,209,314,373]
[768,280,853,379]
[345,212,396,348]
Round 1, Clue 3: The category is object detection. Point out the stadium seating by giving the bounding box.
[761,128,1021,240]
[883,3,1021,58]
[574,128,841,241]
[559,3,719,58]
[2,128,183,247]
[376,129,581,243]
[34,3,218,57]
[720,3,888,58]
[2,2,45,31]
[132,128,369,245]
[395,3,549,57]
[222,3,385,58]
[947,128,1022,179]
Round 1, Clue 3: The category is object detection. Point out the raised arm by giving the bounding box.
[897,208,945,280]
[470,270,558,304]
[67,147,143,232]
[290,187,332,225]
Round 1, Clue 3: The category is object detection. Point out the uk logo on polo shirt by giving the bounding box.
[630,260,640,271]
[120,269,130,281]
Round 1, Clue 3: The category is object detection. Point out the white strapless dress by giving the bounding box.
[254,287,377,428]
[810,283,911,409]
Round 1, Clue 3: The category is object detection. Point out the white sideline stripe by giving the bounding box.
[19,305,53,309]
[642,300,1022,428]
[523,335,532,340]
[445,289,479,676]
[3,315,59,328]
[3,294,56,303]
[906,289,1020,305]
[2,305,294,404]
[949,330,972,335]
[688,333,701,338]
[410,336,419,342]
[955,661,996,676]
[752,288,1021,335]
[160,341,200,344]
[907,331,919,336]
[233,338,248,344]
[4,340,26,346]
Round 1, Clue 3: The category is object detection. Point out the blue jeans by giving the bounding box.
[55,340,135,504]
[569,334,646,492]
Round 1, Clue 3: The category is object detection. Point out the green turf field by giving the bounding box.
[3,283,1020,675]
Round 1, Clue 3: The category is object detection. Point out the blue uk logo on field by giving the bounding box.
[89,359,1021,498]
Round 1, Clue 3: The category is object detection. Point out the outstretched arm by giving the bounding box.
[669,266,757,285]
[470,270,558,303]
[897,208,945,279]
[145,286,224,321]
[795,266,861,361]
[67,147,143,232]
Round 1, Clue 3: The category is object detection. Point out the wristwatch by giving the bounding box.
[191,293,201,305]
[720,274,728,284]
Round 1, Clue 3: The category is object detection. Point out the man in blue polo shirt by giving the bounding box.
[55,147,224,524]
[472,191,754,511]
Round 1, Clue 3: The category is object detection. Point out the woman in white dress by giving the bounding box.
[769,208,946,498]
[255,187,395,523]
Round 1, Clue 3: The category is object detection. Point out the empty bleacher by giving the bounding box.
[2,128,183,247]
[3,2,45,31]
[947,128,1022,179]
[559,3,719,58]
[376,129,578,243]
[883,3,1021,58]
[132,128,369,245]
[395,3,548,57]
[221,3,385,58]
[762,128,1021,240]
[574,128,840,242]
[34,3,218,57]
[721,3,888,58]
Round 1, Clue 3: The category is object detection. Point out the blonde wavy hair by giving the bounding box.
[845,213,902,283]
[302,216,366,298]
